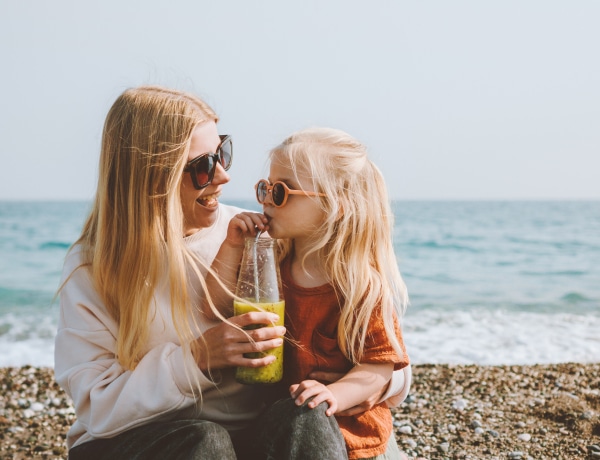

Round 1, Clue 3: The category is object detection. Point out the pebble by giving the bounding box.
[488,430,500,438]
[398,425,412,434]
[452,398,468,411]
[517,433,531,442]
[508,451,524,459]
[30,402,45,412]
[403,438,417,449]
[437,442,450,453]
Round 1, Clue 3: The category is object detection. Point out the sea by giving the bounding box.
[0,200,598,368]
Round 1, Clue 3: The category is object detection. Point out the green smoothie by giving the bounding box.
[234,300,285,384]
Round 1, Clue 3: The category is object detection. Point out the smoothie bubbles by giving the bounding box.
[234,236,285,384]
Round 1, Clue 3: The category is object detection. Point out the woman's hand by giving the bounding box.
[289,380,338,416]
[193,311,285,372]
[225,212,269,248]
[308,370,389,416]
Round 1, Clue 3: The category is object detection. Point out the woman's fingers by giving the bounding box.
[231,311,281,328]
[195,313,284,371]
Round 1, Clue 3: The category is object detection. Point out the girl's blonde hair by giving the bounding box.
[76,85,217,370]
[272,127,408,364]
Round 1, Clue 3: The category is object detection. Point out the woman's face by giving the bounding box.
[181,121,230,236]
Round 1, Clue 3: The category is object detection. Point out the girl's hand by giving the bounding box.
[225,212,269,248]
[308,370,388,416]
[193,312,285,371]
[289,379,338,416]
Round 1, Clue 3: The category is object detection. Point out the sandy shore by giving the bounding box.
[1,363,599,459]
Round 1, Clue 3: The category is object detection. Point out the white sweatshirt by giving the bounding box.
[54,203,411,449]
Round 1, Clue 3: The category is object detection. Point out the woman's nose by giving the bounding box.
[213,163,231,185]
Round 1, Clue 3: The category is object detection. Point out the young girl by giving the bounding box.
[207,127,410,459]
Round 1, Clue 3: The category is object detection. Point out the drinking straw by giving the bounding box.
[253,229,262,302]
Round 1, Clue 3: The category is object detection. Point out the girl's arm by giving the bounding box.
[202,212,268,319]
[289,362,394,416]
[308,364,412,414]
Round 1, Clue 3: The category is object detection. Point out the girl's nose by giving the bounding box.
[262,189,275,206]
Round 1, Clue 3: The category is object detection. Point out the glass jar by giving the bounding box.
[234,236,285,384]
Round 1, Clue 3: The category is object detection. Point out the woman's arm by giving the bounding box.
[381,364,412,408]
[54,253,211,440]
[55,248,284,441]
[289,363,394,416]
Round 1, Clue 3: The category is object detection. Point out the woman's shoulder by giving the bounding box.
[62,244,86,277]
[219,203,250,221]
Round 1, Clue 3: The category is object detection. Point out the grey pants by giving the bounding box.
[68,398,348,460]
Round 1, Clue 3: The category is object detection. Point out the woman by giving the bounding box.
[54,85,409,459]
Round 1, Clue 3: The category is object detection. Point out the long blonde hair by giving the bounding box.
[272,127,408,364]
[76,85,217,370]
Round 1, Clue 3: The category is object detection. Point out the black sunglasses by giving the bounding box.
[255,179,326,207]
[184,135,233,189]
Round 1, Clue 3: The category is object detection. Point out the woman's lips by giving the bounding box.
[196,192,220,208]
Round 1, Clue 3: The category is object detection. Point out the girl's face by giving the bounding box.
[262,152,326,241]
[181,121,230,236]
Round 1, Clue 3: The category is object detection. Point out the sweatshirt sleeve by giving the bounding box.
[54,249,216,440]
[380,364,412,407]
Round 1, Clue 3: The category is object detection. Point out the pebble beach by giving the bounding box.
[1,363,599,459]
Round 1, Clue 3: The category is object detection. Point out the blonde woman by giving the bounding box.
[208,127,411,459]
[54,87,349,459]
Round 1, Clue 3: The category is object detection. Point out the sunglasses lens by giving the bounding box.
[272,183,286,206]
[219,138,232,170]
[256,180,268,203]
[194,155,214,188]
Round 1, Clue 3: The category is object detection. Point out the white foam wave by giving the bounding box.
[2,309,599,367]
[0,312,57,367]
[403,309,600,365]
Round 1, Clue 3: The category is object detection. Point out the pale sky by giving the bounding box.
[2,1,599,201]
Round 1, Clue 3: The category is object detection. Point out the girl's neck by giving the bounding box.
[289,241,328,289]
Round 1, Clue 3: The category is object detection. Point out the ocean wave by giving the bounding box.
[0,287,56,309]
[39,241,72,250]
[560,292,593,304]
[404,240,481,253]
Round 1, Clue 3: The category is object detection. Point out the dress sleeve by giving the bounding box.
[54,249,216,439]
